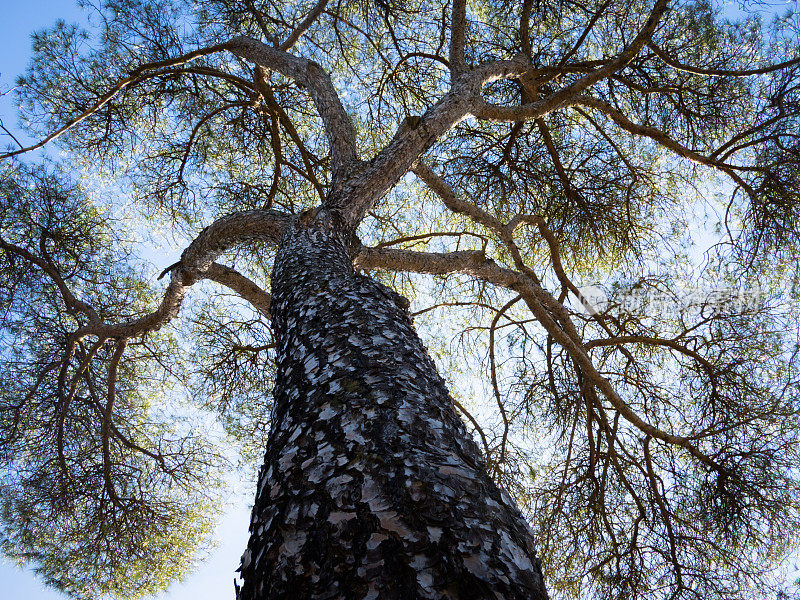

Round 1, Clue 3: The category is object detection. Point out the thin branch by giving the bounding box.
[535,117,579,206]
[356,243,729,475]
[644,437,685,592]
[558,0,613,67]
[585,335,717,376]
[648,41,800,78]
[0,235,101,324]
[376,231,487,249]
[243,0,275,41]
[0,42,231,160]
[57,337,106,481]
[101,340,127,506]
[0,119,24,150]
[411,300,496,317]
[254,66,326,199]
[576,95,758,199]
[264,110,283,209]
[710,114,785,160]
[452,398,493,464]
[413,161,507,236]
[489,295,522,473]
[178,102,251,183]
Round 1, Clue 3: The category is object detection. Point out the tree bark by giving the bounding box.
[237,221,548,600]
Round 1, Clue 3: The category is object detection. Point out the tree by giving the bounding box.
[1,0,799,598]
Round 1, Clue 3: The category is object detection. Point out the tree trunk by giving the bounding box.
[236,222,548,600]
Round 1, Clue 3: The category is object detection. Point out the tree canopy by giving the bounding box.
[1,0,800,598]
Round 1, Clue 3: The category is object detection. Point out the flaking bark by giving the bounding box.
[236,222,548,600]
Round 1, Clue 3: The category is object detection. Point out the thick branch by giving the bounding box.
[227,35,358,179]
[519,0,534,58]
[449,0,468,75]
[473,0,670,122]
[279,0,329,51]
[100,210,289,338]
[22,210,291,343]
[205,262,272,318]
[327,53,533,226]
[355,244,728,474]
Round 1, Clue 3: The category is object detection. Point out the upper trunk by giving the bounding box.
[237,221,548,600]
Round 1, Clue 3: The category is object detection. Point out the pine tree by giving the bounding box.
[1,1,799,598]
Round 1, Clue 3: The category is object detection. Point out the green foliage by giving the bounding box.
[0,162,223,598]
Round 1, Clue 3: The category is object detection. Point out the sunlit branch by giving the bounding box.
[279,0,329,52]
[228,35,358,179]
[95,209,289,338]
[334,82,480,224]
[472,94,587,123]
[5,209,289,347]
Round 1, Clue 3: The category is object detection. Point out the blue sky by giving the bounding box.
[0,3,251,599]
